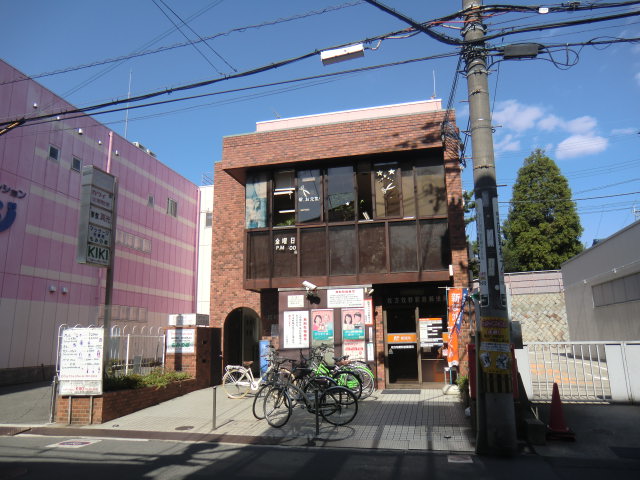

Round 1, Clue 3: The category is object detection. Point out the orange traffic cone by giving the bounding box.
[547,382,575,441]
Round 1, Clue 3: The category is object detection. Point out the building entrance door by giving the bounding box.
[223,307,260,373]
[385,307,420,385]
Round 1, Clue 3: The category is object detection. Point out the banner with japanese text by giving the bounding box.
[446,288,468,367]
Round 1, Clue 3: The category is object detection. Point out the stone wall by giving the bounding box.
[509,292,569,342]
[504,271,569,342]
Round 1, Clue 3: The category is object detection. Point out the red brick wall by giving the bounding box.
[210,162,261,330]
[55,379,200,425]
[222,111,446,168]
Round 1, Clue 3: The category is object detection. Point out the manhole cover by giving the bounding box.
[175,426,194,431]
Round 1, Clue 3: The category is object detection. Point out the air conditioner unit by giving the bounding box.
[133,141,146,150]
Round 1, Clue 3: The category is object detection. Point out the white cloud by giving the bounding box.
[635,72,640,87]
[555,134,608,160]
[494,134,520,153]
[566,116,597,134]
[537,114,564,131]
[611,127,637,135]
[492,100,544,132]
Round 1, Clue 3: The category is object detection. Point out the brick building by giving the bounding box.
[210,100,468,389]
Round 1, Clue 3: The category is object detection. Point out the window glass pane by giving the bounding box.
[416,159,447,216]
[72,157,82,172]
[389,221,418,272]
[297,169,322,223]
[592,284,604,307]
[273,170,296,226]
[327,166,355,222]
[624,273,640,302]
[374,163,401,218]
[247,231,270,278]
[356,163,373,221]
[401,162,415,217]
[329,225,356,275]
[358,223,386,273]
[419,219,450,270]
[613,278,627,304]
[273,230,297,277]
[246,172,268,228]
[301,227,326,276]
[205,212,213,227]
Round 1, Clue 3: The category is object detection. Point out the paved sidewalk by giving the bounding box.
[76,387,475,452]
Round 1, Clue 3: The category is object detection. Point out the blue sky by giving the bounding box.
[1,0,639,248]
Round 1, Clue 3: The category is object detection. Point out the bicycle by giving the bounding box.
[307,345,363,399]
[222,345,291,399]
[263,375,358,428]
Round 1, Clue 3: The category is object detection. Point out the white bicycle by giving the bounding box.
[222,346,290,399]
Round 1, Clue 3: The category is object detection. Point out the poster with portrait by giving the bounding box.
[283,310,309,349]
[341,308,365,340]
[343,339,366,361]
[311,309,334,347]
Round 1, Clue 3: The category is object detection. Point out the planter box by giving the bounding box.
[55,378,201,425]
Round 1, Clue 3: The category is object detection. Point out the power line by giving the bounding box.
[12,51,460,130]
[0,1,363,87]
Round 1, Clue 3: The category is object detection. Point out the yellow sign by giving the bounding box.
[479,316,511,374]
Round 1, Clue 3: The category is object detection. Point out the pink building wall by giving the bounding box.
[0,60,200,383]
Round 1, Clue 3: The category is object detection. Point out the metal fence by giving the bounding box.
[56,324,166,377]
[108,325,165,376]
[517,341,640,404]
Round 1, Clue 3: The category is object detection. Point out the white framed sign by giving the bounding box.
[283,310,309,349]
[166,329,195,354]
[287,295,305,308]
[59,328,104,396]
[327,288,364,308]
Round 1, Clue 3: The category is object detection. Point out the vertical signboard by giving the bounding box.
[283,311,309,349]
[479,316,512,374]
[447,288,468,367]
[77,166,116,267]
[58,328,104,396]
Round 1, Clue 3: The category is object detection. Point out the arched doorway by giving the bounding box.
[223,307,261,373]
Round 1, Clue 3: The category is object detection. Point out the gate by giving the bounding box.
[516,341,640,403]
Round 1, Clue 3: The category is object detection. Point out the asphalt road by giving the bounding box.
[1,434,639,480]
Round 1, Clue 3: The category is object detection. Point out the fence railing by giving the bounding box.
[516,341,640,404]
[108,325,165,376]
[56,324,166,377]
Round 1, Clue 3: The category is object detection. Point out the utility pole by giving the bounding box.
[462,0,517,455]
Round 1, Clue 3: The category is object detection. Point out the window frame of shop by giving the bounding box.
[244,150,452,289]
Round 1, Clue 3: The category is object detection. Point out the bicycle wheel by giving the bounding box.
[264,386,292,428]
[352,366,375,399]
[252,384,271,420]
[333,370,362,399]
[319,386,358,426]
[222,369,251,398]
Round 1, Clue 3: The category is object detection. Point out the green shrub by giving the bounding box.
[103,369,191,391]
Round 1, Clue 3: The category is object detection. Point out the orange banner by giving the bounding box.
[446,288,467,367]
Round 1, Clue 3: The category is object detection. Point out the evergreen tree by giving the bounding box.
[502,149,583,272]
